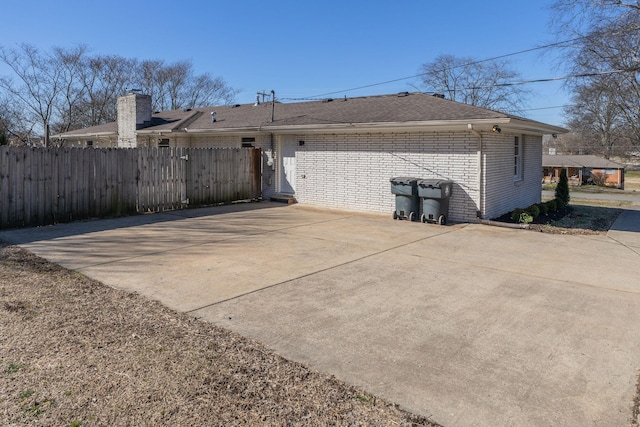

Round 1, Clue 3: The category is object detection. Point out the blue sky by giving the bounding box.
[1,0,569,126]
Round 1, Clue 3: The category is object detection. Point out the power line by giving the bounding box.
[280,68,632,107]
[464,68,632,90]
[520,105,568,111]
[281,36,589,101]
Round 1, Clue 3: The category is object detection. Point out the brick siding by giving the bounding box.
[291,132,480,222]
[148,130,543,223]
[482,134,542,219]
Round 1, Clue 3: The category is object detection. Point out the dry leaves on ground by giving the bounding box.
[0,242,440,427]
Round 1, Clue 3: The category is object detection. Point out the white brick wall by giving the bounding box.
[117,94,152,148]
[143,130,543,223]
[482,134,542,219]
[293,132,480,222]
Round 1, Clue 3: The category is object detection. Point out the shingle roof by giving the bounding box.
[543,154,624,169]
[59,92,565,138]
[169,93,521,131]
[61,121,117,136]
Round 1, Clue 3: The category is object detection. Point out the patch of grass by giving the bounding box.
[19,389,34,400]
[69,420,82,427]
[22,397,56,417]
[625,170,640,192]
[570,185,625,194]
[571,199,634,209]
[5,362,26,374]
[22,402,45,417]
[546,204,623,232]
[355,392,375,405]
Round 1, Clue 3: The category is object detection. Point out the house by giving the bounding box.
[58,91,566,222]
[542,154,625,189]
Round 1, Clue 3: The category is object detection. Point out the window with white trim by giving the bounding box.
[514,135,522,181]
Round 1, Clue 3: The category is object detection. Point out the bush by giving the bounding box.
[555,197,566,210]
[518,212,534,224]
[591,171,607,186]
[537,202,549,216]
[545,199,557,212]
[511,208,524,222]
[555,169,570,206]
[526,204,540,218]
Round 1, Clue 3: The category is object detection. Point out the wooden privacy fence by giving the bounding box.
[0,146,262,229]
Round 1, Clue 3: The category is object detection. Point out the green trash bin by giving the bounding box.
[417,179,453,225]
[390,177,420,221]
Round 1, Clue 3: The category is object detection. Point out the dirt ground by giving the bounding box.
[493,203,624,235]
[0,242,439,427]
[530,203,624,234]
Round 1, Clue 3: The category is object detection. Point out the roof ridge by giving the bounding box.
[171,110,204,131]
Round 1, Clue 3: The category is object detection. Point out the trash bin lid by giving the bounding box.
[390,177,420,184]
[417,179,452,188]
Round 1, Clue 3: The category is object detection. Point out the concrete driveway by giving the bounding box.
[2,202,640,426]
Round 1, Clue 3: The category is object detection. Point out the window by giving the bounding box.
[241,137,255,148]
[158,138,170,147]
[514,136,522,181]
[86,140,93,147]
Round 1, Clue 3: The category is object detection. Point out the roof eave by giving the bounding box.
[80,117,567,138]
[56,131,117,139]
[264,118,567,135]
[501,118,568,136]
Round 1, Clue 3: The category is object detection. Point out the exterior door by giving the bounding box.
[279,137,296,194]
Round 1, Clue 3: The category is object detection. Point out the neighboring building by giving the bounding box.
[543,154,625,189]
[58,92,566,222]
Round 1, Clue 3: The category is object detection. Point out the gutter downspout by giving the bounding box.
[468,124,483,219]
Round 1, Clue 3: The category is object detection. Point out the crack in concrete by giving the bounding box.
[186,225,467,313]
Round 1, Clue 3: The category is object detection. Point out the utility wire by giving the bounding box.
[463,68,632,90]
[281,36,589,101]
[520,105,568,111]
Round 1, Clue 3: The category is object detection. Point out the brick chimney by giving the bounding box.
[117,92,152,148]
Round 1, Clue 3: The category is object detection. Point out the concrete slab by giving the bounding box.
[2,202,639,426]
[201,251,640,426]
[608,209,640,253]
[398,224,640,294]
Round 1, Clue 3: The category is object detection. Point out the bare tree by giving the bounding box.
[564,81,626,158]
[184,73,238,108]
[134,59,238,111]
[0,44,70,146]
[136,60,170,111]
[77,54,137,127]
[0,46,239,139]
[550,0,639,33]
[165,61,190,110]
[0,95,37,145]
[51,45,88,135]
[418,54,529,114]
[550,0,640,152]
[0,98,9,145]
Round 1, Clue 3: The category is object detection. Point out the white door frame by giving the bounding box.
[277,135,296,194]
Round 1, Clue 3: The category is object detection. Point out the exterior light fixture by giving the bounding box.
[491,125,501,133]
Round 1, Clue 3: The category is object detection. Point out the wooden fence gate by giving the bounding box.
[0,147,262,230]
